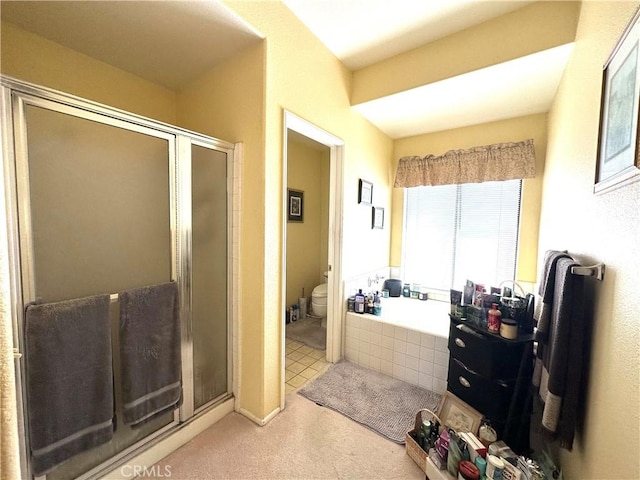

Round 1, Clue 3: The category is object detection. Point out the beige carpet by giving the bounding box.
[151,393,424,479]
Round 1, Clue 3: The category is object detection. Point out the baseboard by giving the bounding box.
[238,405,281,426]
[101,397,235,479]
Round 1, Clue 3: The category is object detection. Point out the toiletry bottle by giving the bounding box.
[347,295,355,312]
[374,291,381,316]
[366,293,374,314]
[402,283,411,297]
[487,303,501,333]
[355,289,365,314]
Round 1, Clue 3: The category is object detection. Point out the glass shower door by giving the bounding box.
[191,144,229,410]
[20,103,176,480]
[5,79,235,479]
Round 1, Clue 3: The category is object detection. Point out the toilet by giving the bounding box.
[311,272,328,327]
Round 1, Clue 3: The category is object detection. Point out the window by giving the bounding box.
[402,179,522,291]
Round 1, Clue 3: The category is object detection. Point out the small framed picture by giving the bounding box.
[358,179,373,205]
[372,206,384,229]
[287,189,304,222]
[437,391,483,435]
[595,8,640,194]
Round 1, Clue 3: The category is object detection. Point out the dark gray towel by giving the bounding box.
[535,250,571,344]
[25,294,113,476]
[537,257,585,450]
[538,250,570,300]
[119,281,181,426]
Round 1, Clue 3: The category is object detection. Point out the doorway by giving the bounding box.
[281,111,344,408]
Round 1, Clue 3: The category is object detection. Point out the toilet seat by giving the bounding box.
[312,283,327,299]
[311,283,328,318]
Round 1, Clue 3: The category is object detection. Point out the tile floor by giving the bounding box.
[285,339,328,396]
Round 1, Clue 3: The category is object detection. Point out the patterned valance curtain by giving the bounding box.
[394,139,536,188]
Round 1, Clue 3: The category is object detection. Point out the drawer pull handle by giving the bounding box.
[455,338,466,348]
[459,376,471,388]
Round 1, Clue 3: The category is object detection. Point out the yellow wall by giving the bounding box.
[286,140,329,309]
[0,21,176,124]
[225,1,393,418]
[10,10,635,478]
[1,3,393,423]
[540,2,639,478]
[352,1,580,105]
[392,113,548,285]
[175,42,268,417]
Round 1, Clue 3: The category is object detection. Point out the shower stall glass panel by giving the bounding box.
[3,78,235,479]
[20,104,176,480]
[191,145,229,409]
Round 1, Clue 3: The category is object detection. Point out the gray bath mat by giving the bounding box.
[298,360,441,444]
[286,317,326,350]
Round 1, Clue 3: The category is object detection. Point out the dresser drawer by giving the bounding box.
[447,358,516,420]
[448,319,528,380]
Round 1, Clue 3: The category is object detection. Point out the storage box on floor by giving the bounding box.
[406,394,545,480]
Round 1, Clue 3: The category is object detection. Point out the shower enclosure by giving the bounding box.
[1,76,235,479]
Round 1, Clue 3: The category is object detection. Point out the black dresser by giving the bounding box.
[446,315,534,453]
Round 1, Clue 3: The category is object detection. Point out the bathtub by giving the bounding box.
[344,297,451,394]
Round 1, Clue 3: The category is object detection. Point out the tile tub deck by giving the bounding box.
[344,297,451,394]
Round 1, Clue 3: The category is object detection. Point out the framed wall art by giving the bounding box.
[287,189,304,222]
[595,7,640,194]
[358,179,373,205]
[372,206,384,229]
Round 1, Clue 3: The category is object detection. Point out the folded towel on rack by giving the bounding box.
[25,294,113,476]
[533,250,571,389]
[534,257,585,450]
[119,281,181,426]
[535,250,570,339]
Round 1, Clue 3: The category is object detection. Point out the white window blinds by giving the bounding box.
[403,179,522,291]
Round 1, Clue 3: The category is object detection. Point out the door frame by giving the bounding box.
[281,111,344,409]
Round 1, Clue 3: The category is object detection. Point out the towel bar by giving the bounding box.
[571,263,605,281]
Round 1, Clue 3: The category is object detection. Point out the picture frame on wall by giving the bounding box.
[358,179,373,205]
[372,206,384,229]
[595,7,640,194]
[287,189,304,222]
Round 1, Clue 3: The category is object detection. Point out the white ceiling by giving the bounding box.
[281,0,533,71]
[0,0,571,138]
[353,44,574,138]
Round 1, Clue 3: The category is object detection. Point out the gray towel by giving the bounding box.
[536,257,585,450]
[535,250,571,343]
[25,294,113,476]
[533,250,572,391]
[119,281,181,426]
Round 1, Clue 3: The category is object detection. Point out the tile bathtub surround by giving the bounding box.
[345,313,449,394]
[285,340,328,396]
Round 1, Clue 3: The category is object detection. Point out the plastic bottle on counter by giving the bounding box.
[373,291,382,316]
[402,283,411,297]
[366,293,375,314]
[487,303,502,333]
[347,295,355,312]
[355,289,366,314]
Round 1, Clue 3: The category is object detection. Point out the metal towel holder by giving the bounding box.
[571,263,605,281]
